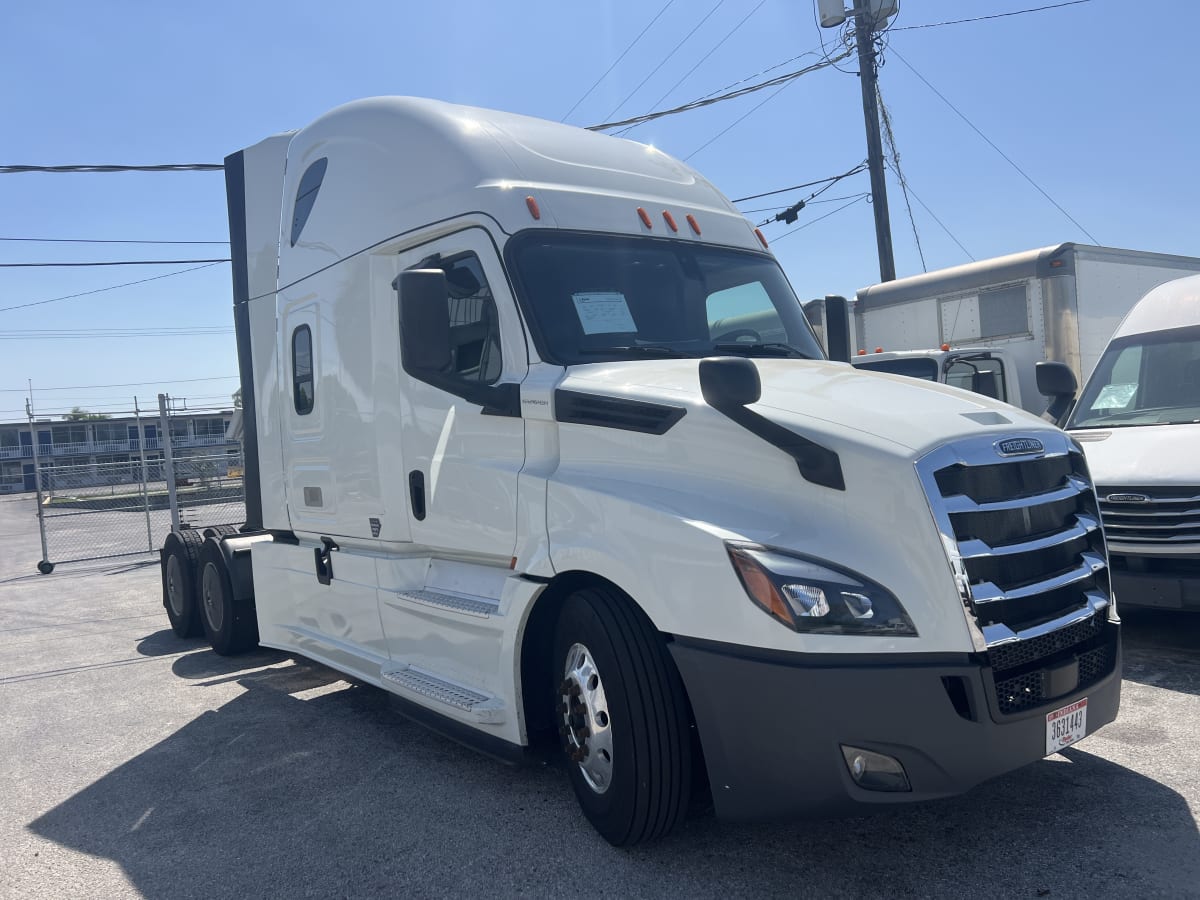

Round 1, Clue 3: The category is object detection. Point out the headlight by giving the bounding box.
[726,542,917,636]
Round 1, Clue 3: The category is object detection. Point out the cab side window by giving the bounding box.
[292,324,315,414]
[441,254,502,386]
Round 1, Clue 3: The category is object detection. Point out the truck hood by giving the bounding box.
[1070,423,1200,487]
[565,358,1050,453]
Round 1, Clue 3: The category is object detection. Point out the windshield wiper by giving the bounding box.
[577,345,697,359]
[712,342,811,359]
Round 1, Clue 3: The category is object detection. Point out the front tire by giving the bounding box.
[552,586,692,846]
[197,539,258,656]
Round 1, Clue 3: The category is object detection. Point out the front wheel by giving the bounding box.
[552,586,692,846]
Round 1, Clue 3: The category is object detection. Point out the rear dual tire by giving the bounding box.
[197,539,258,656]
[162,531,204,638]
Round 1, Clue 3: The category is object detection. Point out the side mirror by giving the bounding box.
[822,295,851,363]
[395,269,451,373]
[800,295,851,362]
[700,356,761,409]
[1036,360,1077,398]
[1036,360,1077,426]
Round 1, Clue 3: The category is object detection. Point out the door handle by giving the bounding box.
[314,535,339,585]
[408,470,426,521]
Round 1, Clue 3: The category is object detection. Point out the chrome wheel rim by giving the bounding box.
[201,563,224,633]
[560,642,614,794]
[166,554,185,618]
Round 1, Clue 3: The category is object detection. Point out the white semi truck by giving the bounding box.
[850,244,1200,415]
[1068,274,1200,611]
[159,97,1120,845]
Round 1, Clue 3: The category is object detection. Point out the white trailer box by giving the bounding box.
[158,98,1121,845]
[853,244,1200,413]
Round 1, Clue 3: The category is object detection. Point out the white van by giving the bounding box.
[1068,273,1200,610]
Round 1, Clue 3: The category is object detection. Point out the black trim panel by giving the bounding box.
[385,692,531,766]
[224,150,263,530]
[671,633,1121,821]
[671,634,972,669]
[699,356,844,490]
[554,389,686,435]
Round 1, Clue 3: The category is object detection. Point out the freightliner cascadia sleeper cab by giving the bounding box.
[159,97,1120,846]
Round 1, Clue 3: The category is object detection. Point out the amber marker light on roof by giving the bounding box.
[941,343,950,351]
[754,228,768,248]
[857,349,867,355]
[637,207,653,229]
[662,210,678,232]
[686,214,701,235]
[525,196,540,220]
[875,347,883,353]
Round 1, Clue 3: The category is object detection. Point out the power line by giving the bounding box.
[875,83,926,272]
[0,262,227,314]
[754,173,868,227]
[0,164,223,173]
[732,163,868,204]
[0,237,229,245]
[0,328,232,340]
[771,195,870,242]
[560,0,677,122]
[618,0,768,137]
[602,0,728,122]
[1,375,239,393]
[684,74,795,162]
[0,258,230,268]
[587,49,853,132]
[890,48,1099,244]
[891,1,1092,31]
[739,193,870,214]
[892,179,976,262]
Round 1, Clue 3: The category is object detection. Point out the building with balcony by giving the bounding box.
[0,410,239,493]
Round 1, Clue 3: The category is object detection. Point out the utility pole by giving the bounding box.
[854,7,896,282]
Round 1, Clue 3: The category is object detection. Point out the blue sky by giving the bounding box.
[2,0,1195,419]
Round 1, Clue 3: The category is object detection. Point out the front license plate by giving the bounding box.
[1046,697,1088,754]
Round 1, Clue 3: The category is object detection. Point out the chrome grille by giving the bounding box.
[1097,486,1200,547]
[917,432,1116,711]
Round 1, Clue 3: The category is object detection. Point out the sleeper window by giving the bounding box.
[292,325,314,415]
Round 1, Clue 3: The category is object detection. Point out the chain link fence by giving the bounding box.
[24,395,246,573]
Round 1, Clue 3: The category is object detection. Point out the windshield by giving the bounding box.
[1069,324,1200,428]
[505,231,824,365]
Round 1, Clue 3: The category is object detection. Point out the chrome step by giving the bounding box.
[394,588,500,619]
[381,665,505,724]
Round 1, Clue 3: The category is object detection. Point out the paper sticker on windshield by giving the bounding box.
[572,292,637,335]
[1091,383,1137,410]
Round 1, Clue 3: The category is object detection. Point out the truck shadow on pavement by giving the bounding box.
[1120,609,1200,697]
[26,646,1200,898]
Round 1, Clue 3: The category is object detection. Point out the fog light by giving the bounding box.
[840,745,911,792]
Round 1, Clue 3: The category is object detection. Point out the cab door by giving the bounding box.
[392,228,528,561]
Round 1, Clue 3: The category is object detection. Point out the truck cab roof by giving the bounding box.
[267,96,763,289]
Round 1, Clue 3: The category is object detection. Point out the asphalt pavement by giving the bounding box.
[1,493,1198,899]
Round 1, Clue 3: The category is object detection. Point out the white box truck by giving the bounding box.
[851,244,1200,414]
[160,97,1120,845]
[1068,274,1200,611]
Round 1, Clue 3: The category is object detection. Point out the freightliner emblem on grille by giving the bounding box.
[1106,493,1150,503]
[995,437,1045,457]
